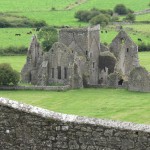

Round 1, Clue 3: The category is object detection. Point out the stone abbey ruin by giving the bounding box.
[21,25,150,92]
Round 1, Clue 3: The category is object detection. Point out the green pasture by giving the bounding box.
[0,88,150,124]
[74,0,150,12]
[1,0,149,13]
[124,24,150,34]
[139,52,150,71]
[0,56,26,72]
[0,0,150,27]
[17,11,87,26]
[0,52,149,72]
[0,28,34,48]
[0,0,76,12]
[136,13,150,22]
[0,25,149,48]
[100,27,150,45]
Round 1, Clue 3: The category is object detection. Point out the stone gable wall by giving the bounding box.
[0,98,150,150]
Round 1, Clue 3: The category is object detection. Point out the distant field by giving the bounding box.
[0,26,149,49]
[0,88,150,124]
[100,26,150,45]
[0,0,149,27]
[17,11,87,26]
[136,14,150,22]
[0,52,149,73]
[74,0,150,12]
[124,24,150,34]
[0,28,34,48]
[139,52,150,71]
[0,0,76,12]
[0,55,26,72]
[0,0,149,12]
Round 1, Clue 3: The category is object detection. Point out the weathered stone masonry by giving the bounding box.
[0,98,150,150]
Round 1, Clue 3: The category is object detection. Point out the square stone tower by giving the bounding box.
[59,25,101,85]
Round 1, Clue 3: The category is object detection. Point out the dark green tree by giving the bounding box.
[90,14,110,27]
[0,63,20,86]
[74,10,91,22]
[114,4,128,15]
[37,26,58,51]
[125,13,136,22]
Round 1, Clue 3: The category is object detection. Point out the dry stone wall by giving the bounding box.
[0,98,150,150]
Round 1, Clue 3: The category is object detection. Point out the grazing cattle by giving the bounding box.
[15,34,21,36]
[27,31,32,34]
[36,27,41,31]
[105,30,107,33]
[138,38,142,42]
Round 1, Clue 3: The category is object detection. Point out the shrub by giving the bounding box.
[51,7,56,11]
[0,46,28,56]
[0,13,48,28]
[33,20,47,28]
[111,16,119,22]
[74,10,91,22]
[90,14,110,27]
[125,13,136,22]
[138,43,150,52]
[0,19,11,28]
[37,26,58,51]
[114,4,128,15]
[0,63,20,86]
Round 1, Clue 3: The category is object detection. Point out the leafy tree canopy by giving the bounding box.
[0,63,20,86]
[37,26,58,51]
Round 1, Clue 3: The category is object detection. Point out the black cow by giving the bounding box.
[27,31,32,34]
[15,34,21,36]
[138,38,142,42]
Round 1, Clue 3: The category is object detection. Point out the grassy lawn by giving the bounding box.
[0,55,26,72]
[0,0,76,12]
[74,0,149,12]
[0,52,149,72]
[124,24,150,34]
[0,26,149,49]
[0,88,150,124]
[1,0,148,12]
[139,52,150,71]
[0,28,34,48]
[136,14,150,22]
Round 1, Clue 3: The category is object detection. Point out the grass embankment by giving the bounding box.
[0,88,150,124]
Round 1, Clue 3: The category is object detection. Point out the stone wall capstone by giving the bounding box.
[0,98,150,150]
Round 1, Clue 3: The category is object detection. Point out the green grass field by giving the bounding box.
[139,52,150,71]
[1,0,149,12]
[0,28,34,48]
[0,88,150,124]
[0,55,26,72]
[0,0,76,12]
[0,52,149,72]
[0,0,149,26]
[136,13,150,22]
[0,25,149,48]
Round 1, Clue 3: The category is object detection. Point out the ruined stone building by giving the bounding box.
[21,25,150,92]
